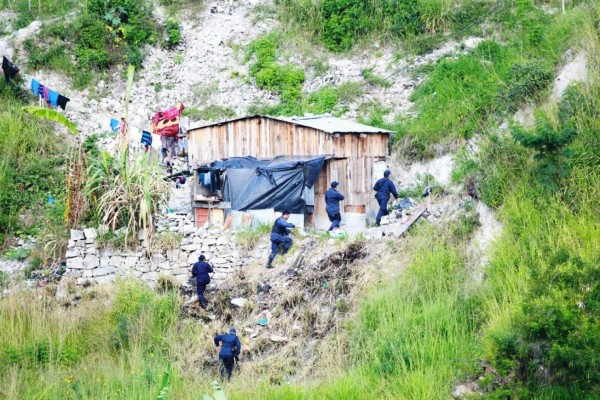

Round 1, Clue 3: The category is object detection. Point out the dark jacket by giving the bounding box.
[214,333,241,358]
[325,188,345,214]
[191,261,213,284]
[271,217,295,236]
[373,178,398,200]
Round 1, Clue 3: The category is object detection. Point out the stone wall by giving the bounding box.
[64,214,267,286]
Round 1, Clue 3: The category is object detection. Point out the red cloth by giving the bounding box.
[152,103,185,137]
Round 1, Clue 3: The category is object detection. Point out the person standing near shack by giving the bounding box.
[214,328,241,380]
[191,254,213,309]
[266,211,295,269]
[325,181,345,231]
[373,170,399,227]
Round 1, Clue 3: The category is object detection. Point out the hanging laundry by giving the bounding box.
[43,86,49,103]
[30,79,40,96]
[141,130,152,146]
[57,94,70,110]
[110,118,120,132]
[48,90,59,107]
[2,56,19,82]
[150,103,185,137]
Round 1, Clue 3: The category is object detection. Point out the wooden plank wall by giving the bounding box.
[188,117,388,164]
[188,116,389,229]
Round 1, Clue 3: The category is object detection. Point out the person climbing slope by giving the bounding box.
[191,254,213,309]
[373,170,398,227]
[266,210,295,269]
[214,328,241,380]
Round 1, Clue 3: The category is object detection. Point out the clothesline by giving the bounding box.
[30,78,70,110]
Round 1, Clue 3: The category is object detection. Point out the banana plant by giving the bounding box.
[21,106,79,135]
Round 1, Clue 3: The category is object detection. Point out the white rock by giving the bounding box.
[270,335,289,343]
[95,275,117,285]
[452,385,474,399]
[70,229,85,240]
[231,297,247,307]
[83,255,99,269]
[211,257,227,265]
[66,248,79,258]
[109,256,123,267]
[181,244,198,252]
[83,228,97,240]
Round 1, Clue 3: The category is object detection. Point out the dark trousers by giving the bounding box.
[219,355,235,380]
[196,280,209,308]
[375,197,390,225]
[327,211,341,230]
[269,233,292,262]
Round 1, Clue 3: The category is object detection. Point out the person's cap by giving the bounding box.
[282,210,291,216]
[331,181,339,187]
[199,254,206,261]
[229,328,236,334]
[384,170,391,177]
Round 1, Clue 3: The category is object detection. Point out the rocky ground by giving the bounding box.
[1,0,484,148]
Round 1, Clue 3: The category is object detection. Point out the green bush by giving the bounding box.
[164,19,181,48]
[500,61,554,112]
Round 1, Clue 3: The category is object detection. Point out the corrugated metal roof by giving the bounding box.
[269,115,394,134]
[188,114,394,135]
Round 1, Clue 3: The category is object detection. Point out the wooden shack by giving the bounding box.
[187,115,392,229]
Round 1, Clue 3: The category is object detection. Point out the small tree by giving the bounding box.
[512,113,577,190]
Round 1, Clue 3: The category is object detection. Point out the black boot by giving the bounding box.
[266,256,275,269]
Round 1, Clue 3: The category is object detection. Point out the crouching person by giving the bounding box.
[266,210,295,269]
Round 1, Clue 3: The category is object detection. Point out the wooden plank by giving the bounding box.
[390,200,430,237]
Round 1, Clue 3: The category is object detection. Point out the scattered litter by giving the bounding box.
[230,297,247,307]
[328,229,347,239]
[244,327,254,334]
[398,197,416,209]
[270,335,289,343]
[257,318,269,326]
[422,185,435,197]
[322,281,330,288]
[257,282,271,295]
[292,324,301,331]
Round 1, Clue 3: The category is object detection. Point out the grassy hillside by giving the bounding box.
[0,83,67,254]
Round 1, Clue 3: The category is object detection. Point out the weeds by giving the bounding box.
[235,223,271,252]
[85,151,171,244]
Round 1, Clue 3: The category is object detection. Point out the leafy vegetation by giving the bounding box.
[0,83,67,238]
[276,0,495,52]
[184,105,236,121]
[245,33,366,116]
[22,0,161,87]
[84,151,171,244]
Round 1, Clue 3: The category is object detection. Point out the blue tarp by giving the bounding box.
[196,156,329,214]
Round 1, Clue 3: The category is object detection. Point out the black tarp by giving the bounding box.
[196,156,328,213]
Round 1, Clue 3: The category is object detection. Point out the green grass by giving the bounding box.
[184,105,236,121]
[274,0,498,53]
[0,83,67,237]
[392,1,586,158]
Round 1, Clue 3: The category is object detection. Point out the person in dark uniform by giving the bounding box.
[325,181,345,231]
[373,170,399,226]
[191,254,213,309]
[214,328,241,380]
[266,211,295,269]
